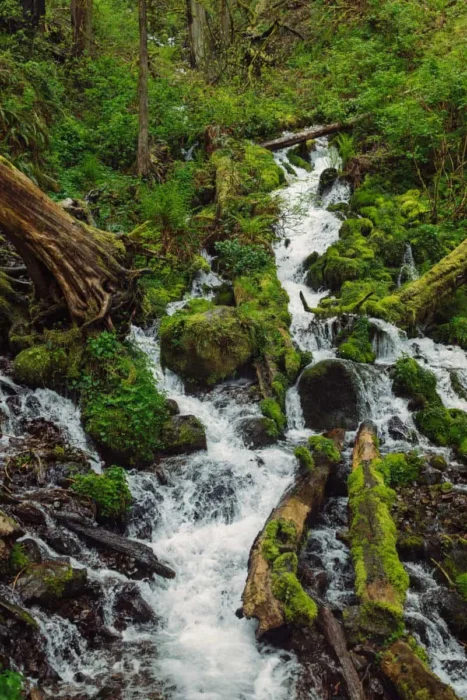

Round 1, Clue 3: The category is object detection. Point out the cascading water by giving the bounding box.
[5,137,467,699]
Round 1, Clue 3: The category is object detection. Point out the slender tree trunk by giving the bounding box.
[71,0,93,56]
[137,0,150,177]
[22,0,46,25]
[0,157,128,326]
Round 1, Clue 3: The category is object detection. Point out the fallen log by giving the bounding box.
[381,641,459,700]
[53,512,176,579]
[260,123,347,151]
[318,607,365,700]
[242,431,344,638]
[345,421,409,643]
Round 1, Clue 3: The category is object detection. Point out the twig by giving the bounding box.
[431,558,455,588]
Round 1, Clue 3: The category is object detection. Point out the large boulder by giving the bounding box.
[160,305,255,385]
[161,415,207,454]
[298,359,361,430]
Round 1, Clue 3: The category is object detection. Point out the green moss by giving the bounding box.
[340,218,374,239]
[272,551,299,575]
[348,461,409,625]
[261,518,298,563]
[0,669,23,700]
[81,333,169,465]
[71,466,132,520]
[337,317,376,364]
[160,304,255,385]
[414,405,452,445]
[14,345,67,389]
[456,573,467,600]
[392,358,439,407]
[374,452,423,487]
[260,398,286,432]
[308,435,340,463]
[287,151,312,172]
[294,446,315,471]
[42,564,74,598]
[271,571,318,625]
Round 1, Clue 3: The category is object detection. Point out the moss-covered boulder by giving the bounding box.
[160,304,256,386]
[318,167,338,196]
[337,316,376,364]
[161,415,207,454]
[298,359,362,430]
[16,561,87,606]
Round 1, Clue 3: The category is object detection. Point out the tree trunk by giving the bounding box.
[137,0,150,177]
[71,0,93,56]
[22,0,45,25]
[260,123,347,151]
[0,156,128,326]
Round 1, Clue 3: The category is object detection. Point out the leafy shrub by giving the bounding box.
[71,466,132,519]
[215,238,272,277]
[375,452,423,487]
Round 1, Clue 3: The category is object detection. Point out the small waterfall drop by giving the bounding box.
[398,243,419,287]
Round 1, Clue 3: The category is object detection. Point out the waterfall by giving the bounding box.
[5,137,467,699]
[397,243,419,287]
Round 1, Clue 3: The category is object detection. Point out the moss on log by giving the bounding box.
[347,421,409,642]
[242,430,344,638]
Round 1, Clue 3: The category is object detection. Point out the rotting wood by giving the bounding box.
[260,123,347,151]
[318,607,365,700]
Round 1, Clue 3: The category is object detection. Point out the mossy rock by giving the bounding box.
[236,415,279,448]
[298,359,362,430]
[161,414,207,455]
[16,561,87,606]
[392,357,439,409]
[14,344,68,390]
[337,316,376,364]
[318,167,338,196]
[160,305,256,386]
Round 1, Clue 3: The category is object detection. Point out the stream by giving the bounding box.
[2,138,467,699]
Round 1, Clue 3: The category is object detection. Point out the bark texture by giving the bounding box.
[0,156,128,325]
[71,0,93,55]
[381,641,460,700]
[260,123,346,151]
[318,607,365,700]
[137,0,150,177]
[242,431,344,637]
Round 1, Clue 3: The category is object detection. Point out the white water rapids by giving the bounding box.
[2,138,467,699]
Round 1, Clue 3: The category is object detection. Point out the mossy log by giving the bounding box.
[347,421,409,641]
[242,430,344,638]
[260,123,346,151]
[0,156,130,326]
[381,641,460,700]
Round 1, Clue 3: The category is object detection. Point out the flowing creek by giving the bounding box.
[2,138,467,698]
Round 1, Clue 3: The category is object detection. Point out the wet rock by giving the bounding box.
[0,510,23,572]
[418,466,443,485]
[12,501,47,526]
[113,582,157,630]
[16,561,87,606]
[318,168,338,196]
[236,416,279,448]
[429,454,448,471]
[298,359,361,430]
[439,589,467,642]
[0,593,55,681]
[20,537,43,564]
[166,398,180,416]
[161,414,207,455]
[388,415,413,442]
